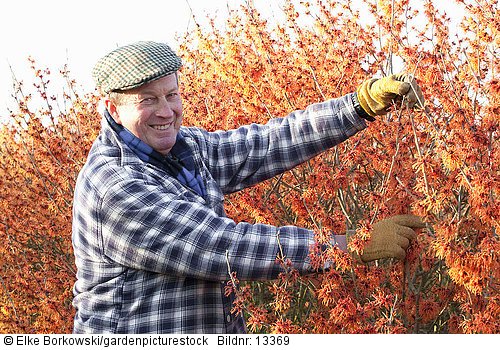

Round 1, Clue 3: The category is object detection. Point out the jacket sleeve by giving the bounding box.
[187,93,367,194]
[100,176,315,281]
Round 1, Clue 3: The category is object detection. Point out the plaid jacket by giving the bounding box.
[72,93,367,334]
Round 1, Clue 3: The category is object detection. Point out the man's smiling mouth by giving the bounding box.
[151,122,173,131]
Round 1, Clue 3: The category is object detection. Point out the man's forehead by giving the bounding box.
[132,74,179,94]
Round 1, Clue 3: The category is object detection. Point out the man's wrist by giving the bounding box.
[332,234,348,252]
[352,92,376,122]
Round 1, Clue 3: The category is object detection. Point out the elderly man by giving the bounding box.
[72,41,425,333]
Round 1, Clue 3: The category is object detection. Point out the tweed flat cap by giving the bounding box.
[92,41,182,94]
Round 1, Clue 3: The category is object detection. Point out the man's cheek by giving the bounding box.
[175,116,183,128]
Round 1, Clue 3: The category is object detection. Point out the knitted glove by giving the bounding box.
[352,214,425,263]
[357,73,425,117]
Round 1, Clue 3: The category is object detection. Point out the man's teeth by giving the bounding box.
[153,123,172,130]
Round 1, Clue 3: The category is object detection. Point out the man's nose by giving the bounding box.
[156,97,174,117]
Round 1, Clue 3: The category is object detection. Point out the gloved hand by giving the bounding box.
[357,73,425,117]
[351,214,425,263]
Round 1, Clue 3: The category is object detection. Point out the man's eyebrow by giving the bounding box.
[136,90,157,96]
[138,87,179,95]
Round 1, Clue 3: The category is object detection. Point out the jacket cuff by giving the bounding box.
[352,92,376,122]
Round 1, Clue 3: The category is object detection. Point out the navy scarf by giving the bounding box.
[104,110,207,197]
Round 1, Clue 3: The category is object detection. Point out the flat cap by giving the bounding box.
[92,41,182,95]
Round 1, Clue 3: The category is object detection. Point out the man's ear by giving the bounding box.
[104,98,122,124]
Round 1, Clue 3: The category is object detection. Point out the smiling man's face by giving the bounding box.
[106,73,183,156]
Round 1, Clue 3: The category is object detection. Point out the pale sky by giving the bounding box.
[0,0,280,114]
[0,0,463,116]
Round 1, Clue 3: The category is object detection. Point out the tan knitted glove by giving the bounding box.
[357,73,425,117]
[353,214,425,263]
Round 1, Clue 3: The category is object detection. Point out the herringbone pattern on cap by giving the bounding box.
[92,41,182,94]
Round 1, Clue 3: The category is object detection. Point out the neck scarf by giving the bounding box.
[104,110,207,198]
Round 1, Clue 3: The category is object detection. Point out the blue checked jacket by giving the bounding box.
[72,93,368,334]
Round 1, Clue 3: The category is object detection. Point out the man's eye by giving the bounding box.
[140,97,156,104]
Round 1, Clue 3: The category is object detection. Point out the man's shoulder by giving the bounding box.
[76,133,142,194]
[179,126,208,144]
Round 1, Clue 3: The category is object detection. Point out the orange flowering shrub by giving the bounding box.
[0,0,497,333]
[0,63,100,332]
[179,0,498,333]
